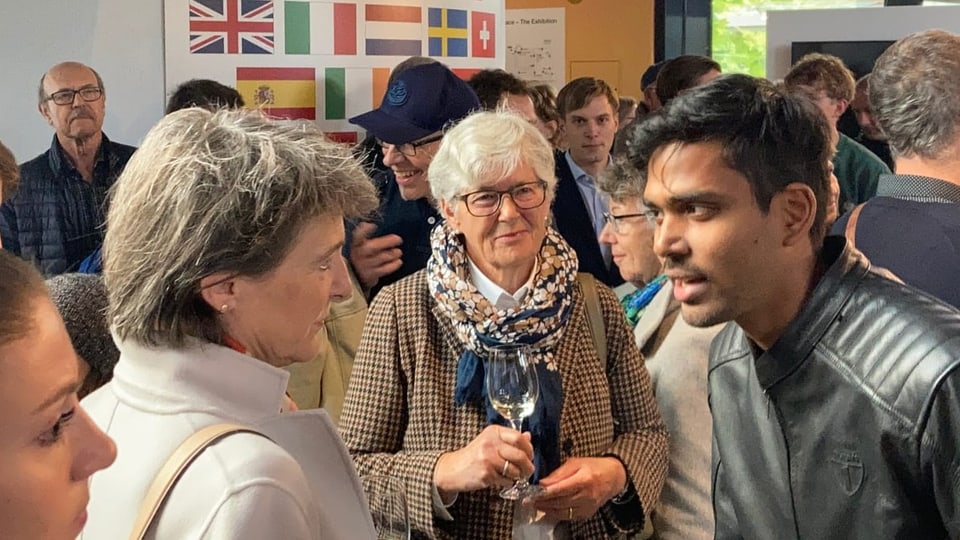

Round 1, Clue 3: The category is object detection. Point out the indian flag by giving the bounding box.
[236,67,317,120]
[323,66,390,120]
[285,1,357,55]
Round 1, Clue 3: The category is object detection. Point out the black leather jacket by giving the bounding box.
[709,237,960,539]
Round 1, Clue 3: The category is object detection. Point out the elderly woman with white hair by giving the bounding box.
[81,109,379,539]
[340,110,668,539]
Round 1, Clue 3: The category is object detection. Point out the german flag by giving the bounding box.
[236,67,316,120]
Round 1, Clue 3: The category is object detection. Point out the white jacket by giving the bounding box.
[81,338,376,539]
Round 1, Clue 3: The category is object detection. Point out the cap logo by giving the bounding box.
[386,80,409,107]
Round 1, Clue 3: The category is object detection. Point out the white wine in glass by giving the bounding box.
[486,344,545,500]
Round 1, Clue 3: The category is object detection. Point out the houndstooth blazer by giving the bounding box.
[340,270,668,539]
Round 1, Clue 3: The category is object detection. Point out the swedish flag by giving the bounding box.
[428,8,468,57]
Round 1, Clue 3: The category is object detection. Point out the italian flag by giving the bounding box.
[285,1,357,55]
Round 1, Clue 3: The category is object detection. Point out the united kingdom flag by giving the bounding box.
[189,0,275,54]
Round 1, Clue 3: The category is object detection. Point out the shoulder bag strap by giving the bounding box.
[576,272,607,364]
[128,423,270,540]
[844,203,866,249]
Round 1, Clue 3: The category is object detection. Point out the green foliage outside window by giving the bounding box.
[712,0,878,77]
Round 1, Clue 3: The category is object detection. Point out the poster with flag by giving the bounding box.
[166,0,505,143]
[236,67,317,119]
[427,8,468,57]
[364,4,423,56]
[471,11,495,58]
[189,0,275,54]
[285,1,357,55]
[323,67,391,120]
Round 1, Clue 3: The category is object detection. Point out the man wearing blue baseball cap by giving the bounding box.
[348,62,480,299]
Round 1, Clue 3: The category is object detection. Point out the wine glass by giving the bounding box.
[485,344,545,500]
[361,475,410,540]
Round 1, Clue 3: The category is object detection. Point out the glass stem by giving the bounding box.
[509,417,530,488]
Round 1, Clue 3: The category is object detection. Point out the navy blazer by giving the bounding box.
[552,150,625,287]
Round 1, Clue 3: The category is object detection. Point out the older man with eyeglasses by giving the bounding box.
[348,62,480,299]
[0,62,136,276]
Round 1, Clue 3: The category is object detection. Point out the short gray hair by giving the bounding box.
[597,156,643,203]
[104,108,378,347]
[870,29,960,161]
[428,109,556,204]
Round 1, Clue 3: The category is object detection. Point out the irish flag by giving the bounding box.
[236,67,317,119]
[323,66,390,120]
[285,1,357,55]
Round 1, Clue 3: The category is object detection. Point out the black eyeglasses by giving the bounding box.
[45,87,103,106]
[603,211,656,233]
[378,133,443,158]
[459,181,548,217]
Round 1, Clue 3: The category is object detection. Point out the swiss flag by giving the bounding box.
[471,11,495,58]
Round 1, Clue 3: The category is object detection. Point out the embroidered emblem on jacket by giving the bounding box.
[829,449,864,495]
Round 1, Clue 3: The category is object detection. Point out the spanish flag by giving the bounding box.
[236,67,317,120]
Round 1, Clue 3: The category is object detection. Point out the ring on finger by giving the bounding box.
[502,460,510,477]
[567,507,574,520]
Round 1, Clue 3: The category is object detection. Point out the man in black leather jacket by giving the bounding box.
[627,73,960,539]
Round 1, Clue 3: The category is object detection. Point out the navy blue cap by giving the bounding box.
[349,63,480,145]
[641,61,667,90]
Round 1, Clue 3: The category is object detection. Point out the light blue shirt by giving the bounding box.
[565,151,612,269]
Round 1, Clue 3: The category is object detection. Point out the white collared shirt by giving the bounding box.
[467,256,538,309]
[565,151,613,269]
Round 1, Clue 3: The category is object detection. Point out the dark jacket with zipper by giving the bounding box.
[0,134,135,276]
[709,236,960,539]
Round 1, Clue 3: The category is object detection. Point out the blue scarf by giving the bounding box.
[621,274,668,327]
[427,223,579,482]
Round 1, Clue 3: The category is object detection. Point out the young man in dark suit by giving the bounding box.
[553,77,624,287]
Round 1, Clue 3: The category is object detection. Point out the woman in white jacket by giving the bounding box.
[81,108,379,539]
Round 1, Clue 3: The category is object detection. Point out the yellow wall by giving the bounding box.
[505,0,654,100]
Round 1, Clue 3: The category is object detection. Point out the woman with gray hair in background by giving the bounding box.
[81,109,379,539]
[340,110,667,539]
[596,157,721,540]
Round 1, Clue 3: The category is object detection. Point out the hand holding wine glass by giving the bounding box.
[486,344,545,501]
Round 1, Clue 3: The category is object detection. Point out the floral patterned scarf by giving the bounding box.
[427,222,579,482]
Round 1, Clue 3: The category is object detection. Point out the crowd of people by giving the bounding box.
[1,27,959,540]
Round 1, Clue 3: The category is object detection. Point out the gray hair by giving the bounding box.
[46,273,118,396]
[870,29,960,160]
[104,108,378,347]
[597,156,643,203]
[37,62,105,105]
[428,109,556,204]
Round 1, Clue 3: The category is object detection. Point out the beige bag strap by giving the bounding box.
[844,203,866,248]
[576,272,607,363]
[128,423,269,540]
